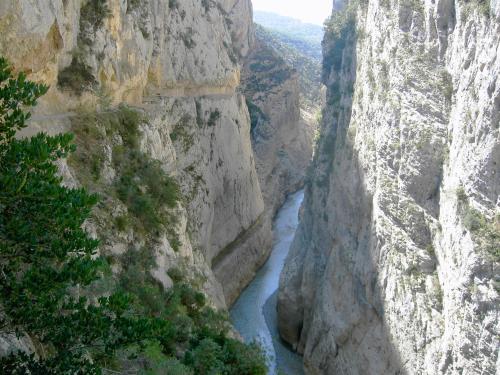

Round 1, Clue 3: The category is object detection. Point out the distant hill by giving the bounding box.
[254,24,322,111]
[253,11,324,60]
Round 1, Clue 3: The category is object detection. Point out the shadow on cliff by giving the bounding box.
[278,12,408,374]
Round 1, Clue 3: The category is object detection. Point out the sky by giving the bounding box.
[252,0,332,25]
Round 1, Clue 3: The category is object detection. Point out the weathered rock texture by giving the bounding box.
[278,0,500,374]
[242,34,314,217]
[0,0,271,310]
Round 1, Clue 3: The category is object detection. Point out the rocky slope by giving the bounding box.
[242,33,314,217]
[254,10,324,60]
[0,0,270,318]
[254,24,323,112]
[278,0,500,374]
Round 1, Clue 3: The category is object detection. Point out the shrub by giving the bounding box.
[115,215,129,231]
[69,106,181,248]
[118,247,268,374]
[57,57,96,95]
[245,99,269,134]
[461,204,500,262]
[207,109,221,127]
[167,267,184,283]
[441,69,453,104]
[456,186,468,203]
[80,0,111,31]
[127,0,142,12]
[464,208,487,232]
[195,100,204,127]
[323,12,354,79]
[461,0,491,21]
[182,28,196,49]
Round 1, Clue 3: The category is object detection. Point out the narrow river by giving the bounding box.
[230,190,304,375]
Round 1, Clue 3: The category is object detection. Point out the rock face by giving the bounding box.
[278,1,500,374]
[0,0,271,308]
[242,34,314,217]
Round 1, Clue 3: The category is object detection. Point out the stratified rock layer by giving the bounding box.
[278,1,499,374]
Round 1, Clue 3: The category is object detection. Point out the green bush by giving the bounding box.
[246,98,269,134]
[464,209,485,231]
[113,150,180,234]
[57,57,96,95]
[69,105,180,248]
[182,28,196,49]
[456,186,468,203]
[128,0,142,12]
[80,0,111,31]
[117,247,268,374]
[167,267,184,283]
[461,204,500,262]
[208,109,221,127]
[461,0,491,20]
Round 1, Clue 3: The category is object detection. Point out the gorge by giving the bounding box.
[0,0,499,374]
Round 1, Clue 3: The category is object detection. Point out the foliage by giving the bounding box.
[0,57,166,374]
[323,4,358,79]
[254,24,322,110]
[207,109,221,127]
[201,0,211,13]
[118,249,267,375]
[0,57,268,374]
[246,98,269,135]
[461,0,491,20]
[441,69,454,104]
[128,0,143,12]
[57,57,97,95]
[457,188,500,262]
[182,28,196,49]
[462,208,500,261]
[170,114,195,152]
[80,0,112,32]
[57,0,111,95]
[68,106,181,249]
[243,42,293,96]
[253,10,324,54]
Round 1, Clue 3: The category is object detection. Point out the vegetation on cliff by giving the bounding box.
[254,11,323,59]
[0,58,267,374]
[254,24,322,111]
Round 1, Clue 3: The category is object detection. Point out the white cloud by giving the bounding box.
[252,0,332,25]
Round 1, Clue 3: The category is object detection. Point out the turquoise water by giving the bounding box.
[230,190,304,375]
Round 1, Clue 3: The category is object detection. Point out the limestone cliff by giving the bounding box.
[0,0,270,316]
[278,0,499,374]
[242,32,315,217]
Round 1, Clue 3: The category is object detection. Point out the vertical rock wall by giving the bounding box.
[278,0,499,374]
[242,35,314,217]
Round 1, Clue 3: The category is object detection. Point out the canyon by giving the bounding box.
[0,0,313,363]
[0,0,498,374]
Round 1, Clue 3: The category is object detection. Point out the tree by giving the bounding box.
[0,57,165,374]
[0,57,267,374]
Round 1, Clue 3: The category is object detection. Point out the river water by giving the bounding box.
[230,190,304,375]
